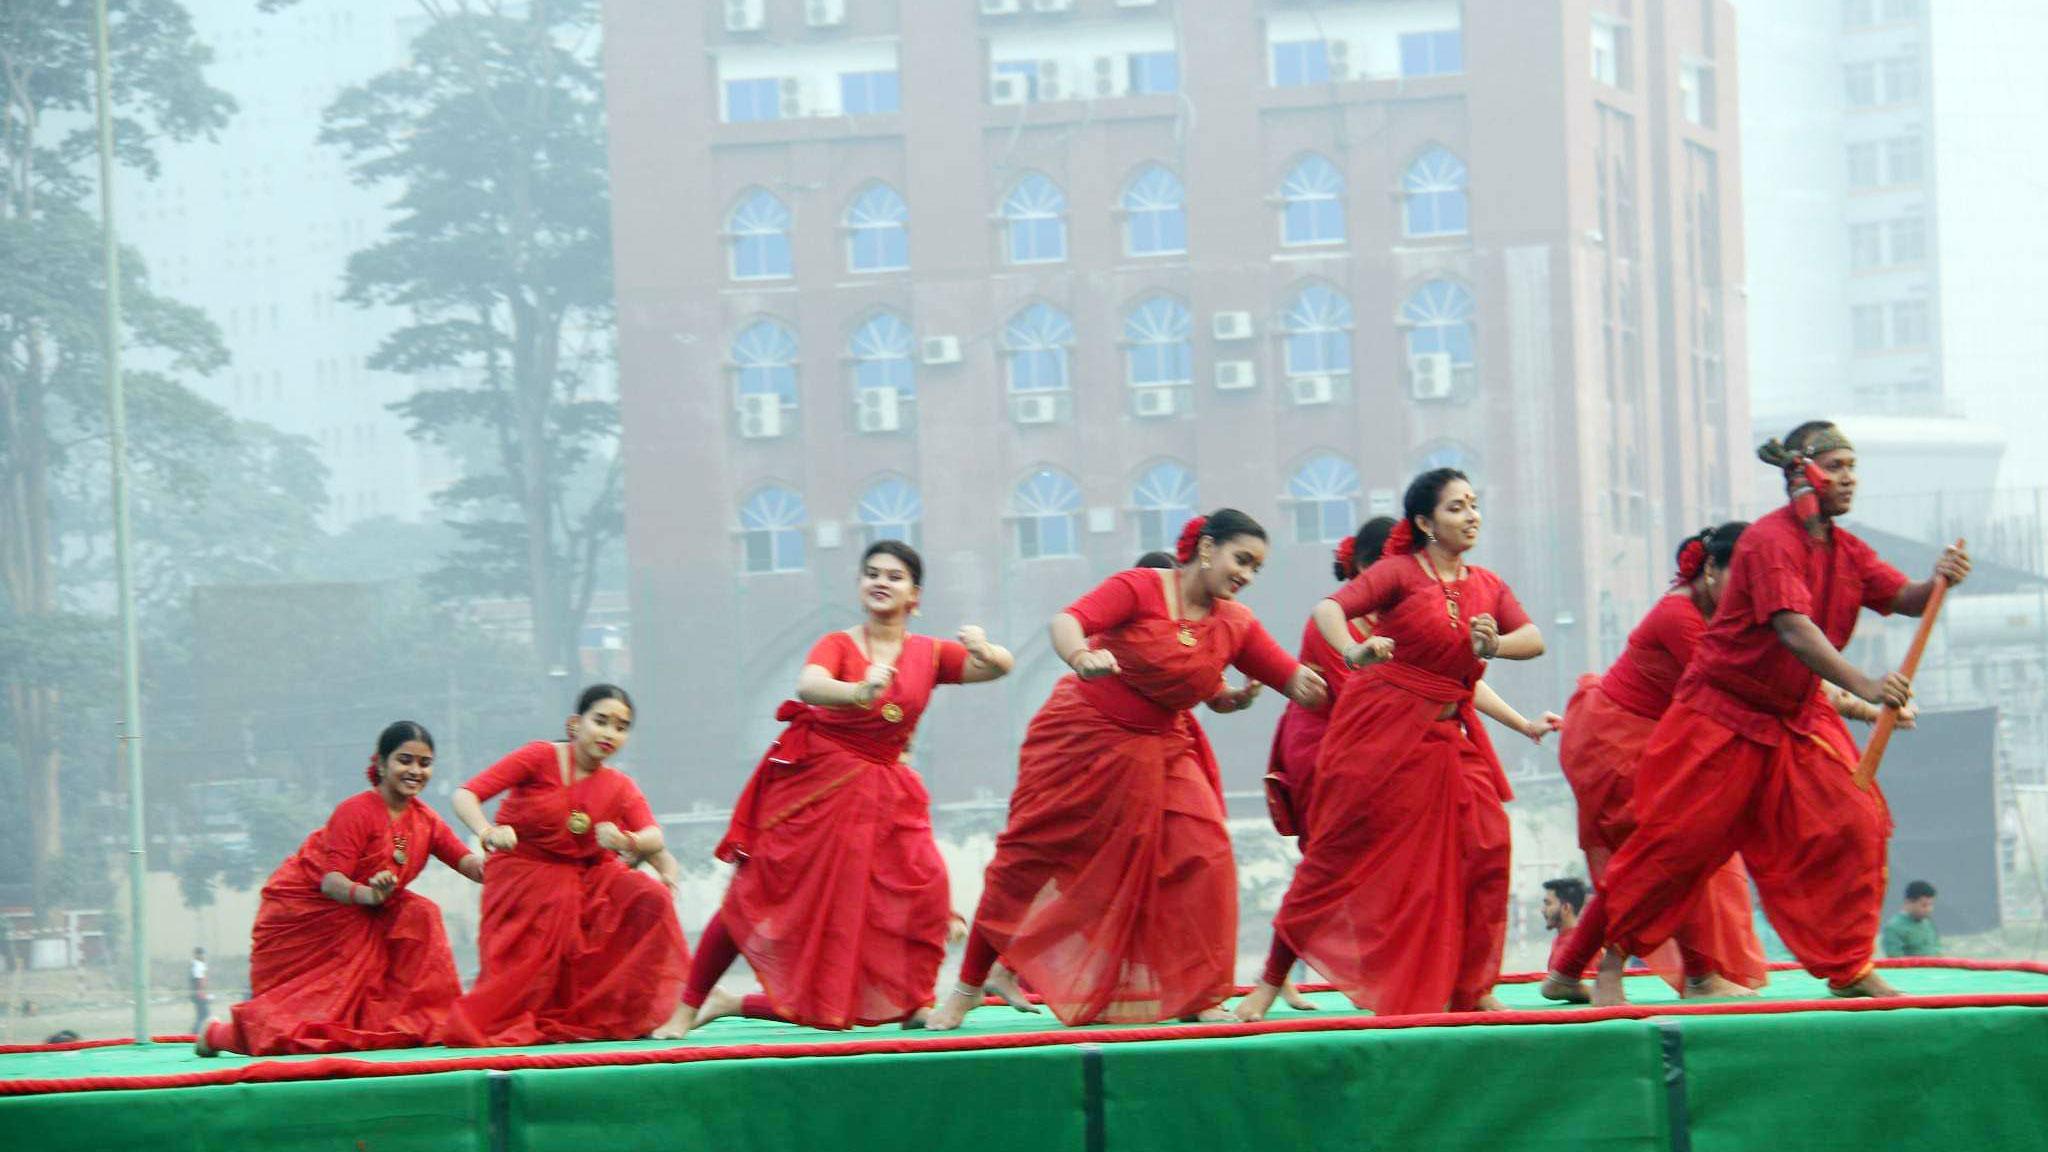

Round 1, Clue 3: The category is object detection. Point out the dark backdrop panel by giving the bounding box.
[1878,706,2000,935]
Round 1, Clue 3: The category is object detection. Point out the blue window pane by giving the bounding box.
[1400,30,1464,78]
[733,234,790,278]
[1438,195,1468,234]
[841,71,901,116]
[1273,41,1330,87]
[1129,51,1180,94]
[725,78,781,123]
[1010,217,1065,263]
[994,60,1039,100]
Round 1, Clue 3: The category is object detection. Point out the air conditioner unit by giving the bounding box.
[778,78,807,117]
[1289,374,1335,406]
[990,73,1030,104]
[1093,56,1125,97]
[805,0,844,28]
[979,0,1021,14]
[921,335,962,364]
[1409,352,1454,400]
[1211,311,1255,341]
[855,387,901,432]
[737,393,784,438]
[1133,385,1179,417]
[1037,60,1063,100]
[1327,39,1352,80]
[1011,393,1059,424]
[1214,360,1257,390]
[1033,0,1075,11]
[1115,0,1160,7]
[724,0,764,32]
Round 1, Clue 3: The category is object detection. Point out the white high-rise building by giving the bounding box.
[1738,0,2048,490]
[117,0,442,528]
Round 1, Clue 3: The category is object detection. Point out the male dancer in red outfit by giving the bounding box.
[1545,421,1969,1004]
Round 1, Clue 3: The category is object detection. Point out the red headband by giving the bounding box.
[1174,516,1207,564]
[1381,519,1417,560]
[1334,536,1357,574]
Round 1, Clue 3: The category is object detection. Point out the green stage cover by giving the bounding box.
[2,966,2044,1152]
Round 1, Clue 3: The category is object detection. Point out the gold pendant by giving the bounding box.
[880,702,904,723]
[392,848,408,866]
[1177,626,1198,647]
[566,810,591,835]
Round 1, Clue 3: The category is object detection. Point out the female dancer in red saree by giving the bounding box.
[443,684,691,1045]
[676,541,1015,1034]
[1547,523,1768,1002]
[928,509,1330,1029]
[1244,470,1547,1018]
[196,722,483,1056]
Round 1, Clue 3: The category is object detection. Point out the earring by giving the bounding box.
[1200,559,1211,569]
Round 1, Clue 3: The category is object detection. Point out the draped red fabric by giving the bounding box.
[441,743,688,1045]
[711,632,969,1029]
[1559,676,1767,991]
[1264,615,1365,839]
[968,570,1298,1025]
[1272,555,1526,1015]
[219,793,471,1055]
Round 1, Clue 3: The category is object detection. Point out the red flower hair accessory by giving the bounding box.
[1334,536,1357,575]
[1381,519,1417,560]
[1175,516,1208,564]
[1674,533,1709,585]
[366,762,382,786]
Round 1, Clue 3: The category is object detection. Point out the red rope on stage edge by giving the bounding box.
[4,960,2046,1096]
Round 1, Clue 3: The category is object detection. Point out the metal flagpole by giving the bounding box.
[92,0,152,1046]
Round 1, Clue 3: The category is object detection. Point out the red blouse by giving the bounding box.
[1064,569,1297,727]
[462,741,657,864]
[1676,505,1907,742]
[277,791,470,893]
[1330,553,1530,687]
[1597,592,1707,720]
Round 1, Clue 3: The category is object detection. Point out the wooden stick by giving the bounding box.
[1852,541,1960,791]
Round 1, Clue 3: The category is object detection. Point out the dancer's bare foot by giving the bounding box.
[1232,981,1283,1023]
[1178,1006,1232,1023]
[926,983,981,1031]
[1280,980,1319,1011]
[901,1007,931,1030]
[1539,974,1591,1004]
[650,998,697,1040]
[1832,970,1901,998]
[1468,993,1508,1012]
[194,1019,223,1057]
[984,966,1041,1014]
[688,986,744,1030]
[1682,974,1760,999]
[1592,951,1630,1007]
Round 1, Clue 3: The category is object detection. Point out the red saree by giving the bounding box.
[217,792,470,1055]
[1264,616,1367,839]
[969,569,1297,1025]
[1274,554,1524,1015]
[441,742,689,1046]
[711,632,969,1029]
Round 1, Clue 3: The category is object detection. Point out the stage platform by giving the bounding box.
[4,960,2045,1152]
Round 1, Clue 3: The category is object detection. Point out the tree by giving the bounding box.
[0,0,233,909]
[319,0,621,684]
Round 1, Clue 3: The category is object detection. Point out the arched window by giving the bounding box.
[1401,281,1477,389]
[1003,303,1074,393]
[1288,453,1359,544]
[1132,462,1197,554]
[732,321,799,401]
[728,190,792,280]
[850,313,915,397]
[1002,174,1067,264]
[846,184,909,272]
[855,477,922,547]
[1280,155,1346,246]
[1123,295,1192,388]
[1122,166,1187,257]
[1403,148,1469,238]
[1281,284,1354,379]
[1011,468,1082,559]
[1417,442,1477,478]
[739,486,808,573]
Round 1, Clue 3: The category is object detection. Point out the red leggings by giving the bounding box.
[679,914,785,1021]
[958,927,999,988]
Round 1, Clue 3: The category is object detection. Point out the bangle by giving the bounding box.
[349,883,365,905]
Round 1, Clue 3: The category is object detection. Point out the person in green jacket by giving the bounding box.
[1881,880,1940,957]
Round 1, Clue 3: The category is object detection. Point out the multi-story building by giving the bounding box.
[116,0,440,528]
[603,0,1749,805]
